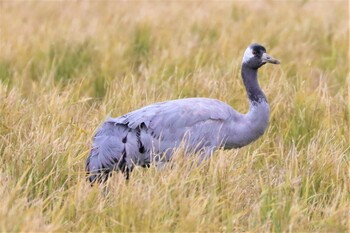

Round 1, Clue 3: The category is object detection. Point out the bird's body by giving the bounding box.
[86,43,280,183]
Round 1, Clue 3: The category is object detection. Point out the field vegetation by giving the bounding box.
[0,0,349,232]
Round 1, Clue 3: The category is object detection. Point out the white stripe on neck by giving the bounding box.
[242,47,254,64]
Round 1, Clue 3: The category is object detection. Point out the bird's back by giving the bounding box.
[109,97,243,155]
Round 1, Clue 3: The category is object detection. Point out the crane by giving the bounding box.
[86,43,280,183]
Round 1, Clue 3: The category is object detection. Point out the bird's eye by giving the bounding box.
[252,51,257,55]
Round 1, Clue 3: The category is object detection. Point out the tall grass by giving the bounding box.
[0,0,349,232]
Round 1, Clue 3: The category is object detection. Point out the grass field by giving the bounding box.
[0,0,349,232]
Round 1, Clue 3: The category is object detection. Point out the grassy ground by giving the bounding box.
[0,0,349,232]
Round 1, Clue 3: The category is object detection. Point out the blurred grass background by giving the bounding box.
[0,0,349,232]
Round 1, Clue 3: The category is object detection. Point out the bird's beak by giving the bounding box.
[262,52,280,64]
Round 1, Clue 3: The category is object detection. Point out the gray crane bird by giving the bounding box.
[86,43,280,183]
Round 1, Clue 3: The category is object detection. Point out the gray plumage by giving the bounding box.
[86,43,280,183]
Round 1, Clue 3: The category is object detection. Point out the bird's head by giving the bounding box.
[242,43,280,69]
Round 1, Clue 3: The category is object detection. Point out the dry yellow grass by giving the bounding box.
[0,0,349,232]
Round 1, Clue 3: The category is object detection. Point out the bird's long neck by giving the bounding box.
[241,65,266,104]
[225,64,270,148]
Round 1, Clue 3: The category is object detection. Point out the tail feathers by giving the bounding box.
[86,141,126,183]
[86,122,129,183]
